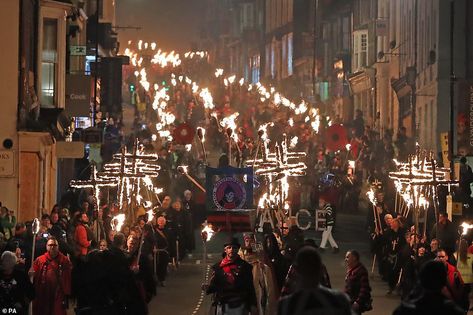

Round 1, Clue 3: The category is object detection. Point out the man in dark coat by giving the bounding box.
[430,213,457,260]
[204,238,257,315]
[278,246,352,315]
[344,250,372,314]
[392,260,464,315]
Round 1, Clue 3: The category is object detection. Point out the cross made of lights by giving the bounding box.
[247,134,307,228]
[98,139,160,219]
[389,153,458,237]
[69,164,118,209]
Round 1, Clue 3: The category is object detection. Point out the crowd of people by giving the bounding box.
[0,191,199,315]
[2,55,473,315]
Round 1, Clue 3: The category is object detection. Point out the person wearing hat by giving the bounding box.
[319,195,339,253]
[204,238,257,315]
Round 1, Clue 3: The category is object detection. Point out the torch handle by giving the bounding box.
[185,174,207,193]
[31,233,37,268]
[252,139,261,169]
[200,141,207,165]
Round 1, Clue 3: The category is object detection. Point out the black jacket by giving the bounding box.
[206,257,257,308]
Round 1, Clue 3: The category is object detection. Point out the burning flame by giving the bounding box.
[201,223,215,242]
[367,189,376,206]
[111,214,126,232]
[146,210,154,223]
[461,222,473,235]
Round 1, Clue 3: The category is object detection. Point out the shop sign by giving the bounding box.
[65,74,91,116]
[0,150,15,177]
[70,45,87,56]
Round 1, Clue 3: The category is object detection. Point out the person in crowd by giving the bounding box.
[455,239,473,287]
[344,250,372,314]
[204,238,257,315]
[107,232,147,314]
[91,206,106,245]
[260,233,289,294]
[278,246,352,315]
[430,213,457,263]
[352,110,365,139]
[428,238,440,260]
[98,239,108,251]
[319,195,339,253]
[39,213,51,235]
[283,225,304,262]
[156,195,172,217]
[392,260,464,315]
[183,189,199,224]
[181,194,195,253]
[0,206,16,240]
[154,216,170,287]
[413,244,431,275]
[102,206,113,243]
[170,198,190,260]
[74,212,92,258]
[394,127,409,161]
[383,218,406,294]
[281,239,331,297]
[5,223,27,255]
[0,251,34,315]
[435,249,468,310]
[49,215,73,257]
[239,233,278,315]
[126,234,155,305]
[29,236,72,315]
[50,211,59,226]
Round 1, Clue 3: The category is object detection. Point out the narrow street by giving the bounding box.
[149,212,400,315]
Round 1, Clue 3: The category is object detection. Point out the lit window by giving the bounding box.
[41,18,58,107]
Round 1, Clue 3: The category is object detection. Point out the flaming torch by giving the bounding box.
[226,127,233,166]
[177,166,206,193]
[111,214,126,233]
[197,127,207,165]
[201,222,215,273]
[461,222,473,236]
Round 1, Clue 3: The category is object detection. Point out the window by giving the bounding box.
[282,34,287,78]
[353,30,368,72]
[251,54,260,83]
[41,18,58,107]
[265,44,271,77]
[287,32,293,76]
[38,3,68,109]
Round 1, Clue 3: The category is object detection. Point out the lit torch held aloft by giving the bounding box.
[177,166,206,193]
[197,127,207,165]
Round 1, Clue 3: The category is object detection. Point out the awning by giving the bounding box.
[347,71,371,94]
[391,76,412,100]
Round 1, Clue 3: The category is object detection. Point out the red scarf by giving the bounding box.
[220,257,238,284]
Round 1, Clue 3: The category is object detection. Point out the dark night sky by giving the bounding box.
[116,0,204,52]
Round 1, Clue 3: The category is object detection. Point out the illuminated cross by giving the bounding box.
[98,139,161,219]
[389,153,458,240]
[247,134,307,228]
[69,164,118,209]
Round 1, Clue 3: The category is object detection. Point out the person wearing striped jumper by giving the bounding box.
[319,195,339,253]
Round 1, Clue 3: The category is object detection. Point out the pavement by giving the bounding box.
[148,212,401,315]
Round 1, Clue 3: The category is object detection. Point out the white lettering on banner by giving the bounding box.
[0,151,14,177]
[70,93,87,100]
